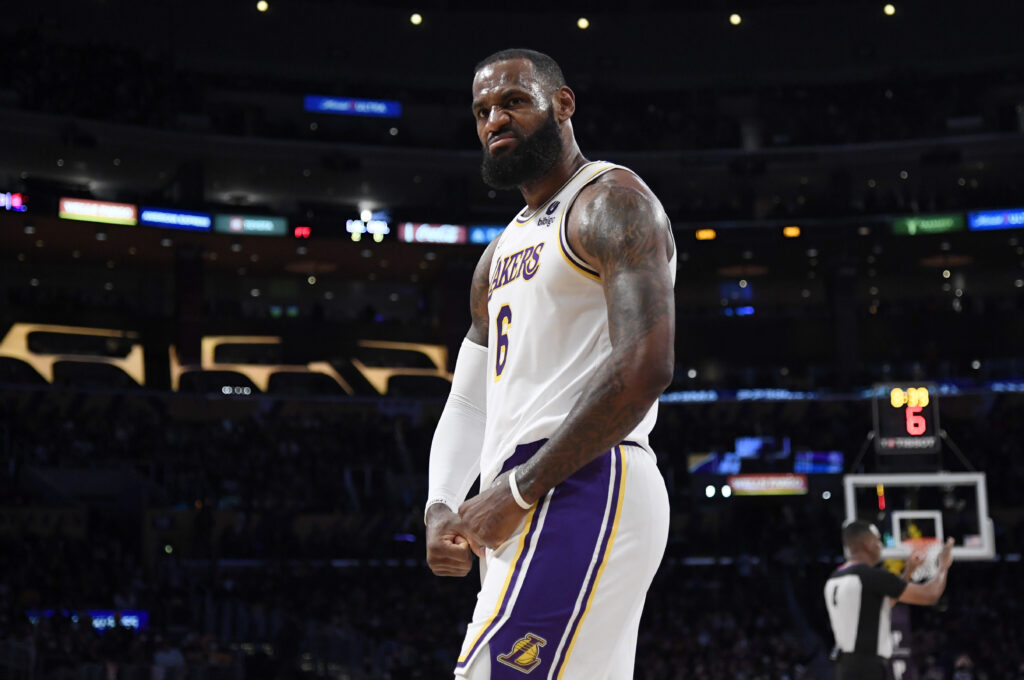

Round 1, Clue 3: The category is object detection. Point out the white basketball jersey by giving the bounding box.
[479,161,677,487]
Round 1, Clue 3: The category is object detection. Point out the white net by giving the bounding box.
[907,540,943,582]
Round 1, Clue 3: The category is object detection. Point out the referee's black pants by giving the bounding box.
[835,653,886,680]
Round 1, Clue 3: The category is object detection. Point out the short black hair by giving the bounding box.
[474,48,567,94]
[842,520,877,546]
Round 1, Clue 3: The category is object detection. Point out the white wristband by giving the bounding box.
[508,468,533,510]
[424,498,458,521]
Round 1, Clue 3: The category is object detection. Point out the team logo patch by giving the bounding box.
[496,633,547,673]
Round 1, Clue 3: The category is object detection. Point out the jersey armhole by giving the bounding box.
[558,165,623,282]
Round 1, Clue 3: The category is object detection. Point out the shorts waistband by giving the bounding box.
[501,439,649,475]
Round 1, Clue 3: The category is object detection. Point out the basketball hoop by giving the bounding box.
[903,537,942,581]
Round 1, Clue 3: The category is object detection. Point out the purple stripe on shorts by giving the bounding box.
[483,442,620,679]
[455,477,547,671]
[549,447,623,677]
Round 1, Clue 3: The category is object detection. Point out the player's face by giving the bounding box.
[472,59,563,190]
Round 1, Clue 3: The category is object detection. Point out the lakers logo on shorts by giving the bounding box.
[496,633,547,673]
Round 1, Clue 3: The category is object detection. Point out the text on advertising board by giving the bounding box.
[399,222,468,244]
[59,198,138,226]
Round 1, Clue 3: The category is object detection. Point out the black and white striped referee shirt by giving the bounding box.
[824,562,908,659]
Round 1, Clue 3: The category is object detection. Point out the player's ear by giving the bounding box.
[553,86,575,123]
[860,533,876,552]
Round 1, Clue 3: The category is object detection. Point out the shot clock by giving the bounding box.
[872,384,941,454]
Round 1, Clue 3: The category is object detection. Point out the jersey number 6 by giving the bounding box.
[495,304,512,380]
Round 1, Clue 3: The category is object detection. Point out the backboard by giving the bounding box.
[843,472,994,561]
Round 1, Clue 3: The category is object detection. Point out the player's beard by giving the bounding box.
[481,110,563,190]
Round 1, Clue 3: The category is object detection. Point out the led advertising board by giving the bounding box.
[891,214,965,236]
[727,474,808,496]
[304,96,402,118]
[967,208,1024,231]
[1,192,27,212]
[139,207,212,231]
[469,225,505,244]
[398,222,468,244]
[213,214,288,236]
[59,198,137,226]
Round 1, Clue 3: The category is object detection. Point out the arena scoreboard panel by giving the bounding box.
[872,383,941,454]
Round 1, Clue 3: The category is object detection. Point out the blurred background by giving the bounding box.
[1,0,1023,678]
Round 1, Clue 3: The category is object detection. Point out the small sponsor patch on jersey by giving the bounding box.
[537,201,560,227]
[496,633,547,673]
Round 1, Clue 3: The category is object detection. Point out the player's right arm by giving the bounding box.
[898,537,954,605]
[424,238,498,576]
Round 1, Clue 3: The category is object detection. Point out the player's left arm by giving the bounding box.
[458,172,675,549]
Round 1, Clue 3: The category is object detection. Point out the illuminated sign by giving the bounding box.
[470,225,505,244]
[891,214,965,236]
[59,198,137,225]
[695,229,716,241]
[213,214,288,236]
[793,451,844,474]
[735,388,813,400]
[872,383,940,454]
[294,226,311,239]
[304,95,402,118]
[0,323,453,395]
[172,337,450,395]
[660,390,721,403]
[346,219,390,242]
[27,610,149,632]
[1,192,26,212]
[139,207,211,231]
[0,323,145,385]
[968,208,1024,231]
[727,474,808,496]
[349,340,452,395]
[399,222,468,244]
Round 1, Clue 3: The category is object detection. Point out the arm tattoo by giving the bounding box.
[467,239,499,346]
[516,181,675,502]
[578,184,665,273]
[578,184,674,341]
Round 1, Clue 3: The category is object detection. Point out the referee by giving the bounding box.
[824,521,953,679]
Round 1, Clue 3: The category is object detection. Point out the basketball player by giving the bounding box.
[424,48,676,679]
[824,521,954,680]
